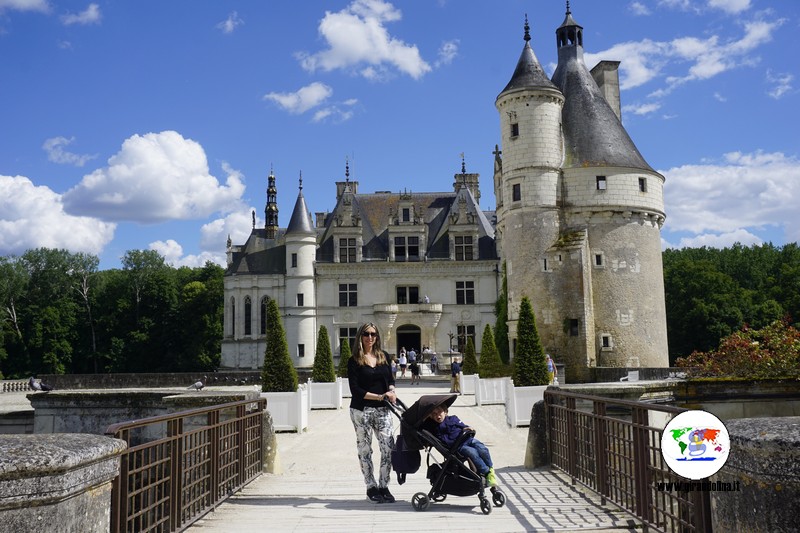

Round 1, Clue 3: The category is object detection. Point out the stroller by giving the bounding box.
[387,394,506,515]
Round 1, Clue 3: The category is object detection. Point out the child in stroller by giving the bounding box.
[428,404,497,486]
[387,393,506,515]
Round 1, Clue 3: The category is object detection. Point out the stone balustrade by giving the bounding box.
[0,433,126,533]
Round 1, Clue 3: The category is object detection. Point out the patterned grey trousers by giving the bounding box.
[349,407,394,489]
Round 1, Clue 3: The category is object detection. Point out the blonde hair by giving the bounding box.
[353,322,388,366]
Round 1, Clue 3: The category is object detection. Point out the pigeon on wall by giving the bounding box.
[28,376,53,391]
[187,380,204,390]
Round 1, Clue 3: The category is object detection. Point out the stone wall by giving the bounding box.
[37,371,263,390]
[0,433,125,533]
[711,417,800,532]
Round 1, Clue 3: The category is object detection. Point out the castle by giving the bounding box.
[222,6,669,382]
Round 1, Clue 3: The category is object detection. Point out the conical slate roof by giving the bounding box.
[500,41,558,94]
[499,18,559,95]
[285,190,315,235]
[551,45,653,171]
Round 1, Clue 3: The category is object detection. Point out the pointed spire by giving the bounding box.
[460,152,466,174]
[566,0,571,14]
[499,13,558,94]
[286,171,315,235]
[524,14,530,42]
[298,171,303,191]
[345,156,350,182]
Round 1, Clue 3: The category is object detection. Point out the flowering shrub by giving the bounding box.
[676,318,800,379]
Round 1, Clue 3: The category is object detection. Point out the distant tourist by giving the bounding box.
[546,354,558,385]
[450,356,462,394]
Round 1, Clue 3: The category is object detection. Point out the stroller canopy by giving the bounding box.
[400,394,458,450]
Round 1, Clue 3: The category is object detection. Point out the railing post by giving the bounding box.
[208,408,220,506]
[631,407,652,525]
[593,400,609,504]
[109,427,129,533]
[168,417,184,531]
[237,404,247,488]
[566,396,577,483]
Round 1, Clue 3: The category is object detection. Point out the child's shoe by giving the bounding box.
[486,468,497,486]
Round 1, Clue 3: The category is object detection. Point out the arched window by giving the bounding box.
[260,296,269,335]
[244,296,252,336]
[230,297,236,337]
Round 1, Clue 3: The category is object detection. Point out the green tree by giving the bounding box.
[261,298,298,392]
[312,325,336,382]
[461,337,479,375]
[513,296,548,386]
[478,324,506,378]
[337,333,352,378]
[494,262,510,364]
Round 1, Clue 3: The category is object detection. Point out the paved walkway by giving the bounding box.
[190,379,639,532]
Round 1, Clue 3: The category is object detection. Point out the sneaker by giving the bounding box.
[367,486,384,503]
[486,468,497,487]
[378,487,395,503]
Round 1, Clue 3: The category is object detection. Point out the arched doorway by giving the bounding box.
[395,324,421,357]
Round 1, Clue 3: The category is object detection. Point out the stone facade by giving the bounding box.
[222,6,669,381]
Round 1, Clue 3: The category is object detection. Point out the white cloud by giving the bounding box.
[667,229,763,249]
[766,69,793,100]
[61,3,100,26]
[42,136,97,167]
[0,0,49,13]
[713,92,727,102]
[264,82,333,114]
[149,239,224,268]
[216,11,243,34]
[0,174,116,256]
[200,210,255,252]
[662,151,800,244]
[296,0,431,80]
[622,102,662,116]
[707,0,751,14]
[62,131,245,223]
[629,2,651,16]
[435,39,459,67]
[585,40,670,90]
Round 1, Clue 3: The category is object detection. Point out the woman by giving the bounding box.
[347,322,397,503]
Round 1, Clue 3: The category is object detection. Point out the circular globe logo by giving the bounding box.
[661,410,730,480]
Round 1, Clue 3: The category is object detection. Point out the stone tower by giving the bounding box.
[284,175,318,367]
[495,7,669,381]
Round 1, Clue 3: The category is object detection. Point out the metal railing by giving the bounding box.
[544,390,711,533]
[105,398,266,533]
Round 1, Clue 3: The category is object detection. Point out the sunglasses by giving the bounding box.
[362,332,378,338]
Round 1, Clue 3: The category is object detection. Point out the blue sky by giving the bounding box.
[1,0,798,270]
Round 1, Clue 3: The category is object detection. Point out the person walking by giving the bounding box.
[347,322,397,503]
[546,354,558,385]
[450,356,462,394]
[398,350,407,378]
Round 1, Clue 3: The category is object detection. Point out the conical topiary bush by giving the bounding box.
[478,324,505,378]
[261,298,298,392]
[513,296,548,386]
[312,325,336,382]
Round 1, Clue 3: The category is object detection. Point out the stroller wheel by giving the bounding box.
[411,492,430,512]
[431,492,447,503]
[479,497,492,515]
[492,489,506,507]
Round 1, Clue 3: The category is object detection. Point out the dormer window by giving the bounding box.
[402,208,410,222]
[454,235,473,261]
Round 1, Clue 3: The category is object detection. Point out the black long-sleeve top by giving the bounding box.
[347,356,395,411]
